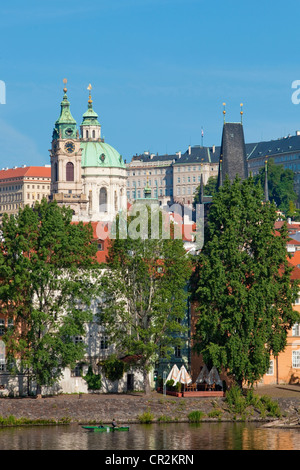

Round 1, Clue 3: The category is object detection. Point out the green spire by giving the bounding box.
[80,84,101,127]
[52,79,77,140]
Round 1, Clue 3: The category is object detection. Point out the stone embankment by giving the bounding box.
[0,385,299,426]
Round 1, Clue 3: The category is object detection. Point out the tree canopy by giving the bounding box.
[194,175,218,206]
[98,204,192,395]
[0,199,99,395]
[192,176,300,388]
[253,158,297,214]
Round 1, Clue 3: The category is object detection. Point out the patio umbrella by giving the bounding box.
[208,366,223,387]
[195,364,209,384]
[177,365,192,385]
[165,364,180,384]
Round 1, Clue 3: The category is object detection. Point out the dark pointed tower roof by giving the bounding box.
[217,121,248,187]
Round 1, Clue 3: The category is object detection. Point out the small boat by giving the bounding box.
[82,425,129,432]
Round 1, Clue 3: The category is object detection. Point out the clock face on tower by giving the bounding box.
[64,141,75,154]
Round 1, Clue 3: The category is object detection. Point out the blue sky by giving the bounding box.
[1,0,300,167]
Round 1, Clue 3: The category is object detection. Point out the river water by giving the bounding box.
[0,422,299,451]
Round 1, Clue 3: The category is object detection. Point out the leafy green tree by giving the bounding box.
[194,175,218,206]
[254,158,297,213]
[0,199,99,396]
[193,176,300,388]
[98,204,192,395]
[84,365,102,391]
[101,354,126,382]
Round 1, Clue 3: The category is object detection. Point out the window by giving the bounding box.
[99,187,107,212]
[174,346,181,358]
[74,336,83,344]
[66,162,74,182]
[266,360,274,375]
[292,350,300,368]
[292,323,300,336]
[100,336,108,350]
[71,364,82,377]
[92,130,95,138]
[97,240,104,251]
[0,319,4,336]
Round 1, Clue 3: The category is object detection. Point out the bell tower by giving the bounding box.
[50,79,88,215]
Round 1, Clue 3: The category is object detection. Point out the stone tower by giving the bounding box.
[50,79,88,215]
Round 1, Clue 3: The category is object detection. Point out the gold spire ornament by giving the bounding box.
[223,103,226,123]
[87,83,93,104]
[63,78,67,94]
[240,103,243,124]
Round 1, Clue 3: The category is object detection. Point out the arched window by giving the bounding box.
[86,130,89,139]
[99,187,107,212]
[114,191,118,211]
[92,130,95,139]
[66,162,74,182]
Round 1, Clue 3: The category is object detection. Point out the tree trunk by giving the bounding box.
[36,383,42,399]
[143,368,151,396]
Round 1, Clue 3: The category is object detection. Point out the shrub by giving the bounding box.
[157,415,172,423]
[187,411,205,423]
[102,355,125,382]
[225,385,247,414]
[83,366,101,391]
[259,395,281,418]
[208,409,223,419]
[138,409,154,424]
[166,379,175,390]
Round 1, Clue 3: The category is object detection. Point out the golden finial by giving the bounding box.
[223,102,226,123]
[87,83,93,104]
[240,103,243,123]
[63,78,67,94]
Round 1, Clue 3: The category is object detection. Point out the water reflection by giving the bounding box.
[0,423,299,450]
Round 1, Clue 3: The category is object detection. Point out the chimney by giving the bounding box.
[296,131,300,136]
[188,145,191,155]
[212,145,215,153]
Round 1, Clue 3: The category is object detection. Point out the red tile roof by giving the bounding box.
[288,251,300,267]
[0,166,51,180]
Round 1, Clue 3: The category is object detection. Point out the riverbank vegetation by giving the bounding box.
[0,415,71,427]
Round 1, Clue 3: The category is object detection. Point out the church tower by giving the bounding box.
[79,84,127,222]
[217,104,248,188]
[50,79,88,215]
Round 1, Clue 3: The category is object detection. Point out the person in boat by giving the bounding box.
[111,418,118,428]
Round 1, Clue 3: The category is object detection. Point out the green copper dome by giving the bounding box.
[80,141,125,169]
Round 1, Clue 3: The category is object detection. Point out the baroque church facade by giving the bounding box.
[49,81,127,223]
